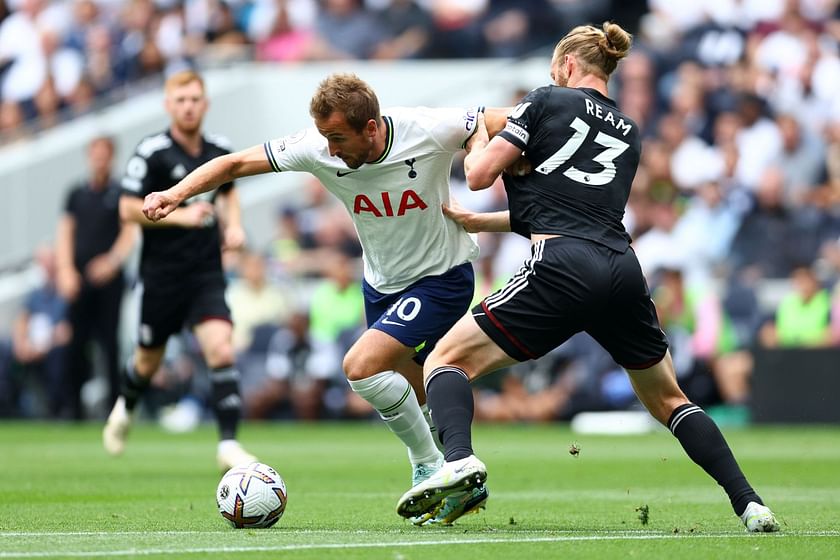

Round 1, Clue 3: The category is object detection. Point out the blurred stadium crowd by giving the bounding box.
[3,0,840,428]
[0,0,629,139]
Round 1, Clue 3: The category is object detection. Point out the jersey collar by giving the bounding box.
[368,116,393,165]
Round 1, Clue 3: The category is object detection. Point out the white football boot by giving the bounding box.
[740,501,780,532]
[216,440,258,471]
[102,396,132,456]
[397,455,487,519]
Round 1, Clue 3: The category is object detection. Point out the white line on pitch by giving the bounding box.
[0,532,839,558]
[0,529,838,538]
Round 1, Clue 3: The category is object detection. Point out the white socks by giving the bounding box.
[349,371,442,465]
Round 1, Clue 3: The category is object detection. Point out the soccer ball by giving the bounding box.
[216,462,287,528]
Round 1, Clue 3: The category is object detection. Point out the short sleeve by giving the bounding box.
[63,186,80,216]
[263,129,319,173]
[408,106,486,152]
[121,147,156,198]
[498,87,550,151]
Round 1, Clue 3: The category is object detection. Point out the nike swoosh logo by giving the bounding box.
[381,318,405,327]
[336,170,359,177]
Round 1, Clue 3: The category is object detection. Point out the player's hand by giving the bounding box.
[504,155,532,177]
[181,201,217,228]
[85,253,119,286]
[143,191,181,221]
[56,266,81,302]
[222,224,246,251]
[466,112,489,154]
[442,200,479,233]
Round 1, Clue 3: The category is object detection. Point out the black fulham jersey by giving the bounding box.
[498,86,640,252]
[121,130,234,280]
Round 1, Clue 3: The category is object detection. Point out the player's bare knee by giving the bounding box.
[205,344,234,369]
[342,350,370,381]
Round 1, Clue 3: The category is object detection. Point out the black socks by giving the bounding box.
[426,366,474,462]
[121,362,150,411]
[669,403,763,516]
[210,366,242,441]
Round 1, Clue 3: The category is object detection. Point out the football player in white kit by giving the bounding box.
[143,73,508,525]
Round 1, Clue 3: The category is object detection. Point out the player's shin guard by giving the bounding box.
[426,366,474,462]
[210,365,242,441]
[349,371,440,465]
[121,359,151,411]
[669,403,763,516]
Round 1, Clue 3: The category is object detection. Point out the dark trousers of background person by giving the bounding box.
[64,274,124,419]
[0,342,66,418]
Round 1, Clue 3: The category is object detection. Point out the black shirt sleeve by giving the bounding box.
[121,144,159,199]
[497,86,550,151]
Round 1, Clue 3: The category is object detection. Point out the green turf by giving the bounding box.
[0,422,838,559]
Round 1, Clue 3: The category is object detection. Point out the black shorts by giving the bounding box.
[473,237,668,369]
[137,271,231,348]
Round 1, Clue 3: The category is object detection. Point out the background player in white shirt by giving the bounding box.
[143,73,507,525]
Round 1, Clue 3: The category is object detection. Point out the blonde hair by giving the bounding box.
[309,73,380,132]
[553,22,632,79]
[164,70,205,94]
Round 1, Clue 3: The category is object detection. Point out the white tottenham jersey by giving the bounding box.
[263,106,481,293]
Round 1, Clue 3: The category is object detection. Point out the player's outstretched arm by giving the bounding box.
[143,144,272,221]
[482,107,511,137]
[121,195,216,229]
[442,199,510,233]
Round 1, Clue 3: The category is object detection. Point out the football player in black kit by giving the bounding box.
[397,22,779,532]
[103,70,256,470]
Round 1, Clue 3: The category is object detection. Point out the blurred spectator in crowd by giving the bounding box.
[759,264,833,348]
[652,266,732,406]
[371,0,431,60]
[631,197,682,280]
[775,112,826,206]
[308,0,386,60]
[246,251,365,419]
[473,357,576,422]
[55,136,137,419]
[0,99,26,143]
[728,166,816,279]
[0,0,51,111]
[672,180,742,284]
[251,0,317,62]
[710,275,763,406]
[479,0,554,58]
[8,246,71,418]
[245,311,328,420]
[549,0,611,30]
[615,50,658,138]
[733,93,783,190]
[227,249,291,352]
[265,205,320,280]
[659,110,721,193]
[424,0,486,58]
[118,0,165,80]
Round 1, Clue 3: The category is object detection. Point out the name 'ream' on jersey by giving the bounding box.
[262,107,482,294]
[498,87,641,252]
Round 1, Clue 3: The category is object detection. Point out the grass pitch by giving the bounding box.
[0,421,838,559]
